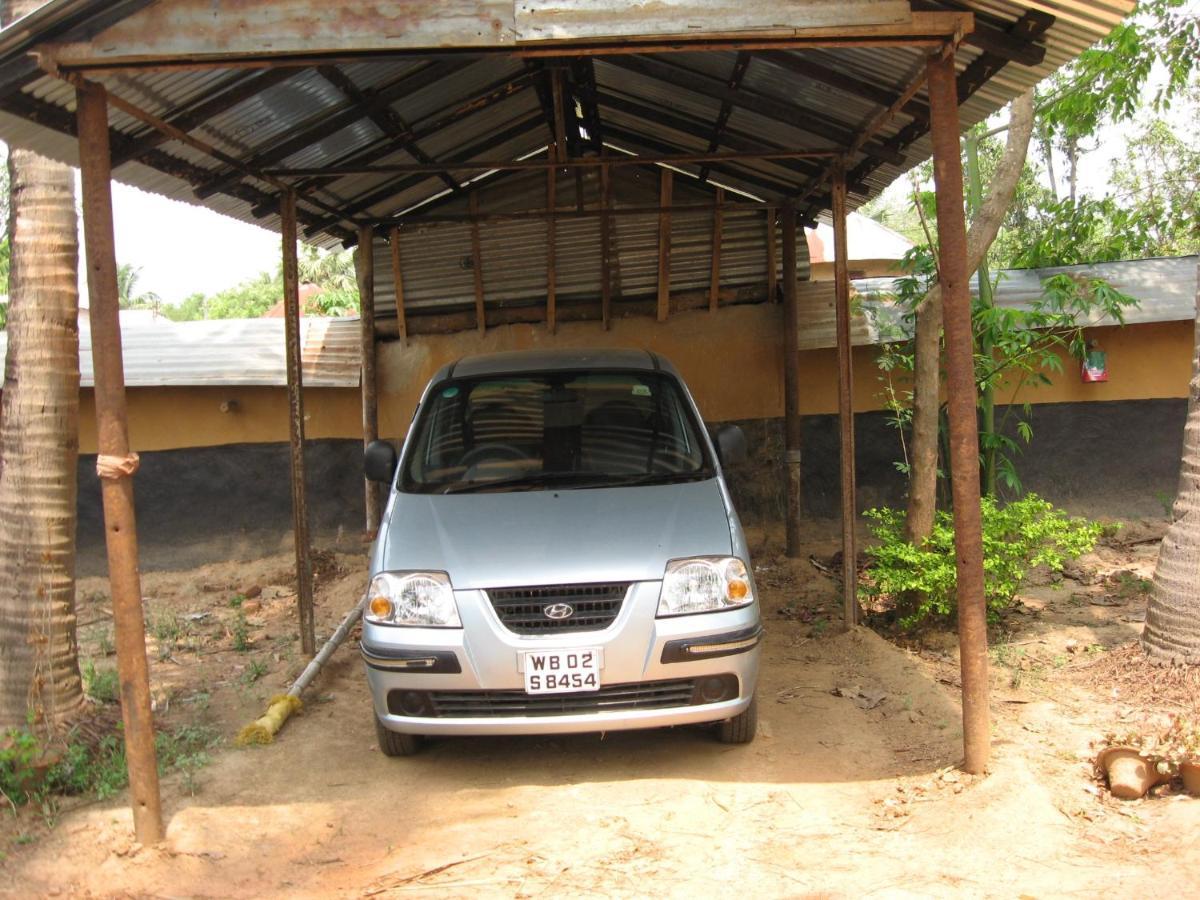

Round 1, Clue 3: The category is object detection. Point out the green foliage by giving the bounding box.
[231,611,250,652]
[82,661,119,704]
[861,494,1102,629]
[116,263,160,311]
[867,249,1138,495]
[160,243,359,321]
[0,723,220,807]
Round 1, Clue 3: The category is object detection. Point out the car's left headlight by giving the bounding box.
[657,557,754,617]
[365,571,461,627]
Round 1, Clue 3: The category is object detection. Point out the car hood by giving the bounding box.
[379,478,733,589]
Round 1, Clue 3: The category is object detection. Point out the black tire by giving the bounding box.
[375,716,423,757]
[717,694,757,744]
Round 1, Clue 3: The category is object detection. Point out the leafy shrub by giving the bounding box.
[861,494,1101,629]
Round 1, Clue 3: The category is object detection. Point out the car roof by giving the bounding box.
[439,348,679,380]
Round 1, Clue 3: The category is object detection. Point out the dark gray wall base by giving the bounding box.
[75,399,1183,572]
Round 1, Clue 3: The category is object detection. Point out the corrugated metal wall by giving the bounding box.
[371,166,810,322]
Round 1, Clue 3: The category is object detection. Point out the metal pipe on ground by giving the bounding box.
[76,81,164,844]
[927,49,990,775]
[236,593,369,746]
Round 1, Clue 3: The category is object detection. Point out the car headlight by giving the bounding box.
[657,557,754,617]
[365,571,461,627]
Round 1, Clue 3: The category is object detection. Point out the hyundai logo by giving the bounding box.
[543,603,575,620]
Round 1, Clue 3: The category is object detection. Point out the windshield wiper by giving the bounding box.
[597,471,714,488]
[441,471,616,494]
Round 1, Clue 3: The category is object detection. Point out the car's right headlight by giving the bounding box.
[657,557,754,617]
[365,571,461,627]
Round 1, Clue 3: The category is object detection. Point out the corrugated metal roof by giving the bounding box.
[857,256,1200,339]
[0,316,362,388]
[0,1,1135,255]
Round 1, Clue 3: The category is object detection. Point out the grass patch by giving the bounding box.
[82,661,120,704]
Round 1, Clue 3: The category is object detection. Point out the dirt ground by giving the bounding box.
[3,520,1200,898]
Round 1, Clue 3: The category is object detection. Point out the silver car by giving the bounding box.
[361,349,761,756]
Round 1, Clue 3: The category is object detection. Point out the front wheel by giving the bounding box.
[375,716,423,757]
[717,694,757,744]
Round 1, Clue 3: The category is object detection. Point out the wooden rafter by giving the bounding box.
[195,58,464,199]
[755,50,929,124]
[316,65,459,195]
[697,51,752,184]
[603,55,905,166]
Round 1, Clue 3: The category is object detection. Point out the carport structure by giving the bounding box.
[0,0,1130,843]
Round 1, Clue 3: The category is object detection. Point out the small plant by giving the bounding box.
[239,658,269,686]
[231,612,250,652]
[96,629,115,657]
[1155,490,1174,517]
[82,661,120,704]
[229,593,246,609]
[862,494,1102,629]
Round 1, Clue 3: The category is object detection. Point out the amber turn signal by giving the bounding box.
[369,595,393,619]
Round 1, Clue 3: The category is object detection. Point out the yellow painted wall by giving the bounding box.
[45,308,1190,454]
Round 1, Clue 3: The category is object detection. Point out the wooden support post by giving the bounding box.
[75,81,164,846]
[781,204,802,557]
[546,167,557,334]
[469,192,486,335]
[600,162,612,330]
[709,187,724,312]
[355,225,380,538]
[281,190,315,658]
[832,166,859,629]
[927,50,990,775]
[657,168,673,322]
[550,67,568,164]
[766,207,778,302]
[388,226,408,345]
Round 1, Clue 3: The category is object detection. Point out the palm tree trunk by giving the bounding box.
[1144,264,1200,663]
[0,138,85,731]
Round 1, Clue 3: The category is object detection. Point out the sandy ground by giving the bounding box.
[3,522,1199,898]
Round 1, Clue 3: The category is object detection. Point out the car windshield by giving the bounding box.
[400,370,714,494]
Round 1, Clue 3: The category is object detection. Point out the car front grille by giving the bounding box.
[485,582,630,634]
[425,679,698,717]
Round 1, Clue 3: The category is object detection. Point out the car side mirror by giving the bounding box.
[364,440,398,484]
[713,424,748,467]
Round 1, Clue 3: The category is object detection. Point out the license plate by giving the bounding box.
[522,648,601,694]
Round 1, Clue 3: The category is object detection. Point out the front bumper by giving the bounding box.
[363,581,761,736]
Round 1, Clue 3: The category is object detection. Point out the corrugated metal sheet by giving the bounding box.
[857,256,1200,339]
[370,165,810,318]
[0,1,1136,253]
[0,316,362,388]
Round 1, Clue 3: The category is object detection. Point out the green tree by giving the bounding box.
[116,263,161,311]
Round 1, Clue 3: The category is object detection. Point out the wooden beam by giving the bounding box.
[111,67,296,167]
[75,80,164,847]
[378,199,769,226]
[782,204,802,558]
[657,169,672,322]
[375,282,769,338]
[272,147,840,178]
[388,227,408,345]
[46,9,970,70]
[911,1,1048,66]
[757,50,929,123]
[317,65,459,194]
[927,49,989,776]
[550,66,569,163]
[281,189,315,658]
[546,167,557,334]
[600,162,612,330]
[604,55,906,166]
[195,59,464,198]
[355,225,380,537]
[709,187,724,312]
[832,166,858,630]
[766,206,778,302]
[698,52,752,184]
[469,192,486,335]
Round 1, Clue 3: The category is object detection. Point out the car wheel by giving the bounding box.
[717,694,757,744]
[375,715,423,757]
